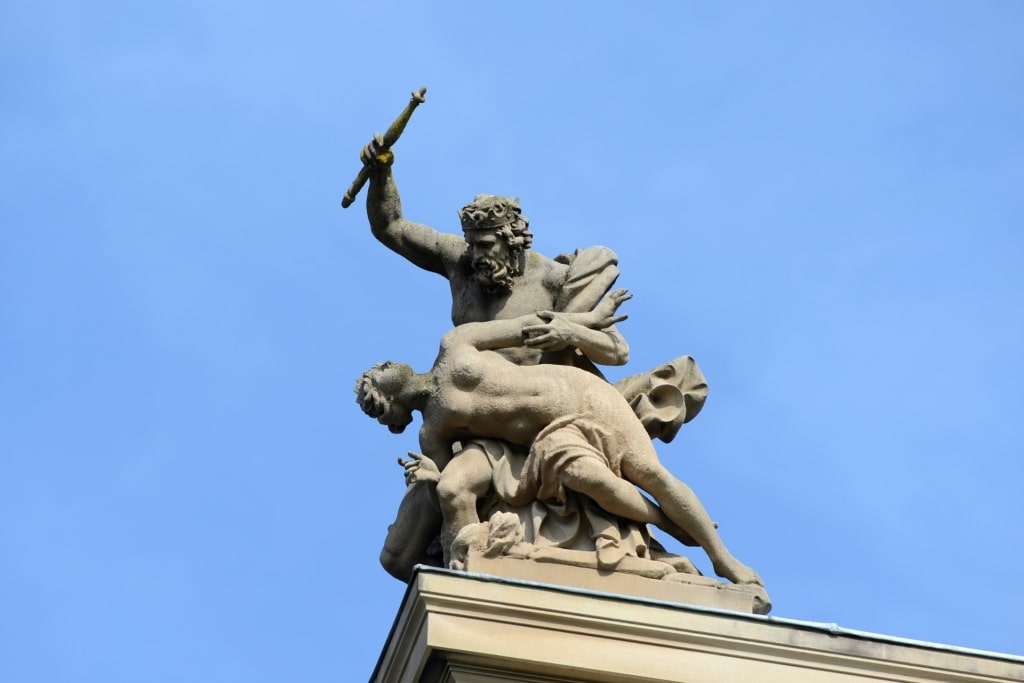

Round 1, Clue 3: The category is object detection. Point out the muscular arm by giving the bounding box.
[365,166,466,276]
[542,321,629,366]
[523,247,631,365]
[520,289,631,365]
[594,325,629,365]
[441,313,542,354]
[442,289,631,356]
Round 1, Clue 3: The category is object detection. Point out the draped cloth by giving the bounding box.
[452,249,710,568]
[465,247,656,567]
[471,436,651,568]
[381,246,710,576]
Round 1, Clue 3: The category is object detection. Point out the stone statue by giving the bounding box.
[362,144,617,571]
[363,141,628,371]
[346,95,766,611]
[355,290,762,586]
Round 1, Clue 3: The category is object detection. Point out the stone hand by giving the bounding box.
[521,312,576,351]
[397,451,440,486]
[360,133,395,170]
[587,288,632,329]
[341,87,424,209]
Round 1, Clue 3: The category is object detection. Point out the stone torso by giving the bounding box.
[449,252,566,325]
[448,252,568,366]
[426,344,638,451]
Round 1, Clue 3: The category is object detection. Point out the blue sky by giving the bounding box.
[2,2,1022,680]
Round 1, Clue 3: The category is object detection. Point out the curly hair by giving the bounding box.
[458,195,534,252]
[354,361,415,434]
[354,361,393,420]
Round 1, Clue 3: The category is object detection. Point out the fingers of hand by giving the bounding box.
[526,335,565,351]
[360,138,393,167]
[360,144,375,164]
[524,335,554,348]
[522,327,554,344]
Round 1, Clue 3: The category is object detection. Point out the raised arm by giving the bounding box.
[362,141,466,277]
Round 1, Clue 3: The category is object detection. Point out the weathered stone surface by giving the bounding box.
[371,569,1024,683]
[349,107,764,602]
[463,551,771,615]
[355,291,762,588]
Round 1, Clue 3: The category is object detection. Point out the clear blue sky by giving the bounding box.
[2,2,1022,680]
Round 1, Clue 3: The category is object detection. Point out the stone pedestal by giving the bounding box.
[370,567,1024,683]
[462,550,770,614]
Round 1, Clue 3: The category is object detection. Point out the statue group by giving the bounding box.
[347,100,766,604]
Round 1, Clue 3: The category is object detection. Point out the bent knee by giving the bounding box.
[437,476,479,509]
[436,466,491,506]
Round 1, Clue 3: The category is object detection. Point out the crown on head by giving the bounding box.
[458,195,522,231]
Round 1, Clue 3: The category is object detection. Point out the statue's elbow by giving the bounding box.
[369,217,410,252]
[611,338,630,365]
[369,219,392,242]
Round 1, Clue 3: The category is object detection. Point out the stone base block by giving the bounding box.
[371,567,1024,683]
[463,550,770,615]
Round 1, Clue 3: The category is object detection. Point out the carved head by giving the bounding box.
[354,361,415,434]
[458,195,533,292]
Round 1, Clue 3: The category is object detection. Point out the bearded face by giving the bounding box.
[473,254,515,292]
[465,229,518,293]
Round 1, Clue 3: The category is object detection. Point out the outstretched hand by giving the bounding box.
[588,288,632,329]
[397,451,440,486]
[569,288,630,331]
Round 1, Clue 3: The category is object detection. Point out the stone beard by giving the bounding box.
[458,194,532,294]
[471,249,518,292]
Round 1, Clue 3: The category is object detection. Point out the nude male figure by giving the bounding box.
[362,140,628,367]
[355,290,762,586]
[361,141,633,579]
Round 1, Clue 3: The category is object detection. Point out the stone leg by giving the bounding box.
[436,444,494,568]
[620,454,762,586]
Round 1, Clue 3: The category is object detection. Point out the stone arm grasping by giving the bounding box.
[447,289,632,355]
[362,140,465,277]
